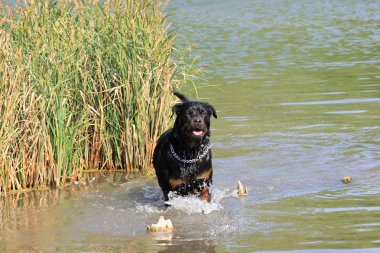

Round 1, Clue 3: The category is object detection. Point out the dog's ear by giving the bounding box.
[205,103,217,119]
[171,90,189,118]
[172,90,189,102]
[171,103,182,118]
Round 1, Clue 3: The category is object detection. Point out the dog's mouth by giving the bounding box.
[192,130,204,136]
[191,128,205,138]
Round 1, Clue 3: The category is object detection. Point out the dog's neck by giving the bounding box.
[187,140,204,149]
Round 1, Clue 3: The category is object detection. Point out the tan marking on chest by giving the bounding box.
[169,168,212,189]
[196,168,212,180]
[169,178,184,189]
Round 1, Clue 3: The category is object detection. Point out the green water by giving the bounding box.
[1,0,379,252]
[171,0,380,251]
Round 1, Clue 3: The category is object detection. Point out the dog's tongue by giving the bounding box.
[192,130,203,136]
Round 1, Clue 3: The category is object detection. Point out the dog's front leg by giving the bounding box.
[200,187,211,202]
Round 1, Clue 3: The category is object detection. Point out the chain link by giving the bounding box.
[170,143,211,164]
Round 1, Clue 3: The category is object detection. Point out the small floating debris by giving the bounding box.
[342,176,352,184]
[147,216,174,232]
[237,180,248,196]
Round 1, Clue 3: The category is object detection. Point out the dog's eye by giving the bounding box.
[199,109,206,115]
[187,109,194,115]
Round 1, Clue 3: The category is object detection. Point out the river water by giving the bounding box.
[1,0,380,252]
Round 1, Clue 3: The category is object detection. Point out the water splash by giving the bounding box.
[165,188,228,214]
[134,185,233,215]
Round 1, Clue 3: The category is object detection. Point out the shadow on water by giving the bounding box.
[0,174,233,252]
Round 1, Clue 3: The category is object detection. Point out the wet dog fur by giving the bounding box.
[153,91,217,202]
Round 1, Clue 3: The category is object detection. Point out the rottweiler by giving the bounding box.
[153,91,217,202]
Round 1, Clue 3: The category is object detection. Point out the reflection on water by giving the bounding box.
[1,0,380,252]
[280,98,380,106]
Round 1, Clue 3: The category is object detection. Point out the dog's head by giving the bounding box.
[171,91,217,146]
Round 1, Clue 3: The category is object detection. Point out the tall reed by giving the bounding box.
[0,0,191,194]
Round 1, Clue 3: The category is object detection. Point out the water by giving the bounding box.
[1,0,380,252]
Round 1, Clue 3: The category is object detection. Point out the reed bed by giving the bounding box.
[0,0,191,194]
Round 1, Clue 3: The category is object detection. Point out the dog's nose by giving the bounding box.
[193,117,202,124]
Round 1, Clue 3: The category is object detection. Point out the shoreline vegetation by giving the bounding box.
[0,0,194,195]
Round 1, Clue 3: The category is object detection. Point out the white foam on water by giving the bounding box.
[136,204,167,214]
[165,188,229,214]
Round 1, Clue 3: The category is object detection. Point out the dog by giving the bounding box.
[153,91,217,202]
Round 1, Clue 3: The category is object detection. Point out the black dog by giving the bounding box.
[153,91,217,202]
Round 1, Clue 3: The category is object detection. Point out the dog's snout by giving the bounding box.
[193,117,203,124]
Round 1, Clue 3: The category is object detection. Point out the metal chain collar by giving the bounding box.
[170,143,211,164]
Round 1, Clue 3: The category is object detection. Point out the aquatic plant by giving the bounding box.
[0,0,192,194]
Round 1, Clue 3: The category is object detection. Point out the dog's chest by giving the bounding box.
[179,163,200,179]
[168,142,212,182]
